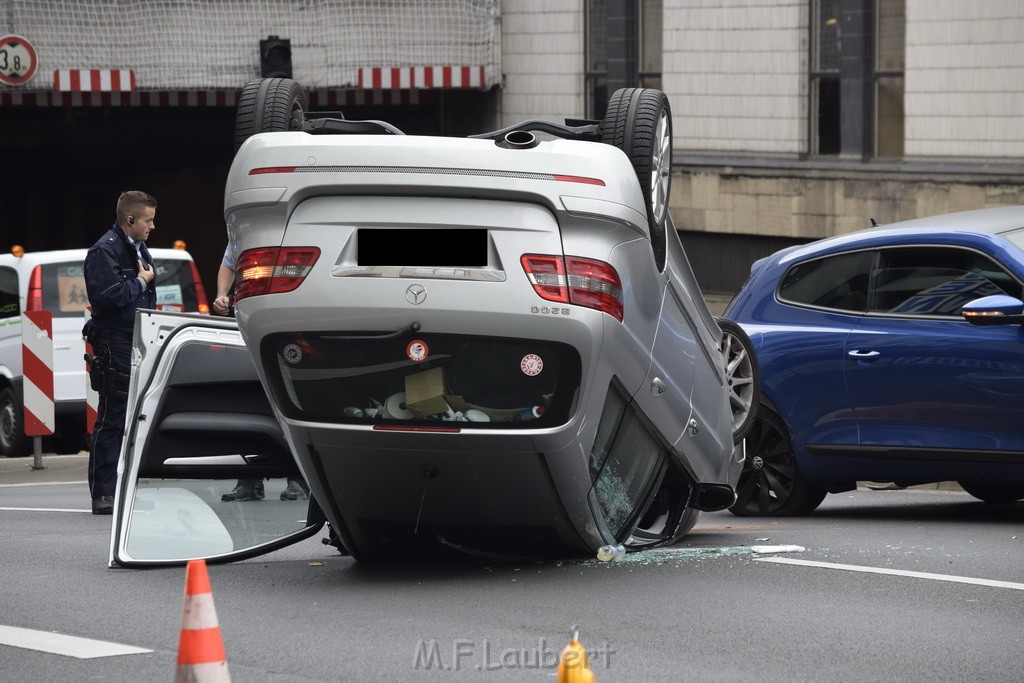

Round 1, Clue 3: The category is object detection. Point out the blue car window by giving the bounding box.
[778,250,873,312]
[868,247,1022,316]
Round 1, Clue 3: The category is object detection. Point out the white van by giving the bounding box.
[0,246,210,456]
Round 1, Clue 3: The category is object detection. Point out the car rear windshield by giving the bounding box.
[262,332,581,428]
[41,259,200,317]
[1003,227,1024,256]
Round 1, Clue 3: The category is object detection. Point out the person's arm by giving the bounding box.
[212,264,235,315]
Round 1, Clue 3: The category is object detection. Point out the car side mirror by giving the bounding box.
[689,482,737,512]
[962,294,1024,326]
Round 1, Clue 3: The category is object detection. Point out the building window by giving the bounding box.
[585,0,608,120]
[875,0,905,157]
[586,0,662,119]
[811,0,905,159]
[638,0,663,91]
[811,0,841,155]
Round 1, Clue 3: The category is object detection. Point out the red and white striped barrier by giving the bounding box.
[54,68,136,92]
[85,334,98,434]
[358,65,486,89]
[21,311,54,437]
[85,311,98,434]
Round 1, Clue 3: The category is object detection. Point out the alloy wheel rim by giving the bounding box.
[649,108,671,226]
[736,417,797,514]
[289,100,305,130]
[721,330,755,434]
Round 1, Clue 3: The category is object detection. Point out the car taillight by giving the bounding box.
[521,254,624,322]
[520,255,567,302]
[188,260,210,314]
[234,247,320,303]
[26,265,43,311]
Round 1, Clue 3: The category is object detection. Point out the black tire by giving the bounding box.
[729,404,826,517]
[601,87,673,271]
[958,481,1024,504]
[234,78,308,151]
[715,317,760,443]
[0,387,31,457]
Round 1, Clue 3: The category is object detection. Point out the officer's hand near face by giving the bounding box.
[138,259,155,284]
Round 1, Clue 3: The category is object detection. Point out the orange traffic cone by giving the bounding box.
[175,559,230,682]
[557,628,595,683]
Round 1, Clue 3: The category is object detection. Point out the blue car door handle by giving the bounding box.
[848,349,881,361]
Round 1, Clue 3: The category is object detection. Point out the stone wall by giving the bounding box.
[672,166,1024,241]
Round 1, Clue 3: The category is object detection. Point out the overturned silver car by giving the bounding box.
[110,79,758,566]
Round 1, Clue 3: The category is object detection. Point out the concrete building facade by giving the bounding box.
[2,0,1022,299]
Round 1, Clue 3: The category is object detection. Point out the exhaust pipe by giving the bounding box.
[502,130,539,149]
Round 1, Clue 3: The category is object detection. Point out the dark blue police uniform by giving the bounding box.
[83,223,156,505]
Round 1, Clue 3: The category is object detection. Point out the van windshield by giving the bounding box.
[42,259,201,317]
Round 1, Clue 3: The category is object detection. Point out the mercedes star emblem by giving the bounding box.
[406,283,427,305]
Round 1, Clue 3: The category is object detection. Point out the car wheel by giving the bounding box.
[0,387,31,457]
[958,481,1024,504]
[234,77,308,151]
[715,317,760,443]
[601,87,672,271]
[729,404,826,517]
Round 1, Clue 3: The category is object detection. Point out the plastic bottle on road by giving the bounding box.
[595,543,625,562]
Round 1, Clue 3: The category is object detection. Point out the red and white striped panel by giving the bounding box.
[0,89,434,108]
[21,311,54,437]
[85,318,98,434]
[54,69,136,92]
[307,89,431,108]
[0,89,242,108]
[358,66,486,90]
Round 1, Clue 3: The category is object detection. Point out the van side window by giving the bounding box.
[0,267,18,319]
[42,263,90,316]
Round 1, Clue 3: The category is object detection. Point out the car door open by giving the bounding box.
[110,310,324,568]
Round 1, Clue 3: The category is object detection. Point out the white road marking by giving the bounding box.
[0,625,152,659]
[0,507,90,513]
[755,556,1024,591]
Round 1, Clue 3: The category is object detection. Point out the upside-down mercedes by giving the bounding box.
[109,78,759,566]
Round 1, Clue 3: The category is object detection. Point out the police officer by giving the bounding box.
[83,191,157,515]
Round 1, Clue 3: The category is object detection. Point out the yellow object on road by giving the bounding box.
[557,629,594,683]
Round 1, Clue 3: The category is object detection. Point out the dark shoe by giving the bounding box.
[92,495,114,515]
[221,480,265,502]
[281,478,310,501]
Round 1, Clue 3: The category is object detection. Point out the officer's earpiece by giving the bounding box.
[128,216,135,226]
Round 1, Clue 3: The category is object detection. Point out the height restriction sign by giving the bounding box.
[0,35,38,86]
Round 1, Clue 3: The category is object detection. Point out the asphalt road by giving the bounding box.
[2,454,1023,682]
